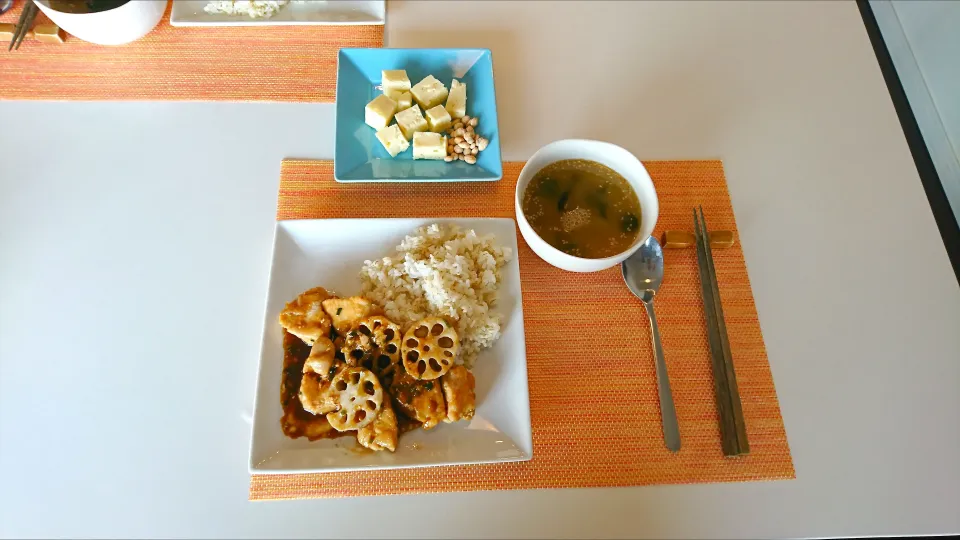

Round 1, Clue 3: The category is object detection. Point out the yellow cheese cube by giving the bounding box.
[394,105,428,140]
[410,75,449,111]
[385,89,413,111]
[413,132,447,160]
[382,70,411,93]
[375,124,410,157]
[425,105,452,133]
[364,94,397,130]
[445,79,467,119]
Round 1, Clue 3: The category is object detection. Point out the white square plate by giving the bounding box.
[170,1,385,26]
[250,218,532,473]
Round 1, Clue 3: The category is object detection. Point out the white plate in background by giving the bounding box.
[170,0,385,26]
[250,218,532,473]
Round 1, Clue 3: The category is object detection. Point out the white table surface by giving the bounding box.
[1,1,959,538]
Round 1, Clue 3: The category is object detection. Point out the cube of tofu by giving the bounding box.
[381,69,411,93]
[364,94,397,130]
[425,105,452,133]
[445,79,467,119]
[441,366,476,423]
[385,89,413,111]
[375,124,410,157]
[410,75,449,111]
[394,105,428,140]
[413,132,447,160]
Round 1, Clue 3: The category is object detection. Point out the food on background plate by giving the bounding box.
[367,69,489,165]
[203,0,289,18]
[277,223,508,452]
[521,159,642,259]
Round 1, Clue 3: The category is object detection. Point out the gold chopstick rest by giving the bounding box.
[0,22,65,43]
[34,24,66,43]
[0,22,30,41]
[662,230,735,249]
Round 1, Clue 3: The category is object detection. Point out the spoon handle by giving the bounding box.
[643,301,681,452]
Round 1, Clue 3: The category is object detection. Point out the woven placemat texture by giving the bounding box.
[251,159,793,499]
[0,1,382,102]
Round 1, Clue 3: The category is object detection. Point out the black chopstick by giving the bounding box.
[694,206,749,456]
[9,0,38,51]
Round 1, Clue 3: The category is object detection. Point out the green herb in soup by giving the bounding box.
[521,159,641,259]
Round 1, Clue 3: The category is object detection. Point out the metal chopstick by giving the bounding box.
[694,206,749,456]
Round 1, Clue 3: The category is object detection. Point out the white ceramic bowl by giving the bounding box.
[515,139,659,273]
[34,0,166,46]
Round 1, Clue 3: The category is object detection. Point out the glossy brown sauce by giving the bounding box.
[280,331,351,441]
[281,330,421,441]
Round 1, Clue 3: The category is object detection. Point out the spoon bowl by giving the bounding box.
[621,236,680,452]
[622,235,664,303]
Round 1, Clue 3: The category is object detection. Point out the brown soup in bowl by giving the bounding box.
[520,159,641,259]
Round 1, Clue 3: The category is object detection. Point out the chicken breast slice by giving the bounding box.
[322,296,378,334]
[278,287,333,345]
[441,366,476,423]
[299,371,339,415]
[303,337,337,377]
[357,398,398,452]
[390,370,446,430]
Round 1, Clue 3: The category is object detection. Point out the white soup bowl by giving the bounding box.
[34,0,166,46]
[515,139,659,272]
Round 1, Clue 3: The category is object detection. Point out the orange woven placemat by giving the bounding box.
[0,1,382,102]
[251,159,794,500]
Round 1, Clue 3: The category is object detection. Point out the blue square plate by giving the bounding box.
[335,48,502,182]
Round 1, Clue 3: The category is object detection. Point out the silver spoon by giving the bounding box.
[0,0,13,16]
[621,236,681,452]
